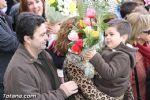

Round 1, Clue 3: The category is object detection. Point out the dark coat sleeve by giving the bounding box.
[0,20,19,52]
[8,3,20,30]
[89,52,130,80]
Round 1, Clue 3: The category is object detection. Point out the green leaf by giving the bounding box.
[77,1,88,18]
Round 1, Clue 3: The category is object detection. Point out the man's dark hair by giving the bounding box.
[16,12,45,44]
[120,1,138,18]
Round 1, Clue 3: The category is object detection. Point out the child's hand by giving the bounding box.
[82,49,97,61]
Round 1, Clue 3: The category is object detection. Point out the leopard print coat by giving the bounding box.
[64,53,134,100]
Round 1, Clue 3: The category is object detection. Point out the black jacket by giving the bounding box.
[0,12,19,88]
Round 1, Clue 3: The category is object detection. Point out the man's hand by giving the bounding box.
[60,81,78,97]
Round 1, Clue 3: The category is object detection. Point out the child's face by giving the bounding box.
[104,27,123,49]
[49,22,61,34]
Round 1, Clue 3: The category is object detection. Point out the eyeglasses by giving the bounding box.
[143,30,150,35]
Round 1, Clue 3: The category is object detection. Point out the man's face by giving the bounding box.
[0,0,7,9]
[104,27,123,49]
[29,23,48,52]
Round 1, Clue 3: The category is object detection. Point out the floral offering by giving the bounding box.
[67,8,98,54]
[67,0,110,55]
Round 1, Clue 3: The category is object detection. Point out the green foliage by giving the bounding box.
[77,1,88,18]
[50,1,58,10]
[84,36,99,49]
[94,0,110,32]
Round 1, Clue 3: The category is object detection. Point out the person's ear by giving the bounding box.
[121,34,128,43]
[24,35,32,44]
[122,34,128,41]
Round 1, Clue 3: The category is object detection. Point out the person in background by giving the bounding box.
[46,19,67,83]
[46,19,66,49]
[9,2,20,31]
[133,5,149,14]
[120,1,148,18]
[19,0,44,16]
[0,0,19,99]
[5,0,17,14]
[9,0,44,31]
[132,0,145,5]
[4,12,78,100]
[44,0,78,83]
[127,12,150,100]
[120,1,139,18]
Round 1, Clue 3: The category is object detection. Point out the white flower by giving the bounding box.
[66,0,71,4]
[57,5,63,11]
[48,0,78,17]
[57,0,64,5]
[60,12,65,15]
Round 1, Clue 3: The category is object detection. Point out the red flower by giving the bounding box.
[76,39,83,47]
[71,39,83,54]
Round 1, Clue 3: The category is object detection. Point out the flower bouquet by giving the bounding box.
[66,0,110,79]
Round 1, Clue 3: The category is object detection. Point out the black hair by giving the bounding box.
[16,12,45,44]
[120,1,138,18]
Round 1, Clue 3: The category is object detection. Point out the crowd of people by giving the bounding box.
[0,0,150,100]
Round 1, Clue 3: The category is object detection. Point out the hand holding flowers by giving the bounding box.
[81,49,97,61]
